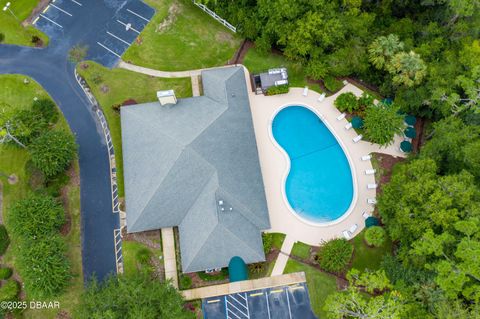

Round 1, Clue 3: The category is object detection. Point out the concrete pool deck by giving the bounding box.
[244,70,406,248]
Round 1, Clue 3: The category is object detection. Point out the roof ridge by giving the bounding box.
[218,220,264,260]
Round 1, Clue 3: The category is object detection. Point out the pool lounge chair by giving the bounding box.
[337,113,346,121]
[365,169,376,175]
[367,198,377,205]
[353,135,363,143]
[345,122,353,130]
[343,230,352,240]
[362,211,371,219]
[367,183,378,189]
[361,154,371,161]
[349,223,358,234]
[318,93,326,102]
[303,86,309,96]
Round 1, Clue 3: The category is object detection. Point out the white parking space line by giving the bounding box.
[116,19,140,34]
[107,31,130,45]
[126,8,150,22]
[68,0,82,6]
[226,300,248,317]
[265,293,271,319]
[39,14,63,28]
[285,289,292,319]
[97,42,121,57]
[50,3,73,16]
[227,309,241,319]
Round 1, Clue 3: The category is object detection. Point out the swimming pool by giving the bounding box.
[271,105,354,224]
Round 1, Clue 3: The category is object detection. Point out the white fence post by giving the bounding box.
[192,0,237,33]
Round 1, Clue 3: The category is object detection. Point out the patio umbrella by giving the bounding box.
[365,216,380,228]
[352,116,364,129]
[400,140,412,153]
[382,98,393,105]
[404,115,416,126]
[404,126,416,139]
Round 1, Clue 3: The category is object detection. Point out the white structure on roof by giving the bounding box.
[157,90,177,106]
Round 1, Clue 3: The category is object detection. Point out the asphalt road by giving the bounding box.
[0,0,154,282]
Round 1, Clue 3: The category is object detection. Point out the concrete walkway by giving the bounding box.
[182,272,306,300]
[271,236,295,276]
[191,75,201,97]
[161,228,178,288]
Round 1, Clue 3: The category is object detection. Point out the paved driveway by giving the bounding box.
[0,0,154,282]
[202,283,318,319]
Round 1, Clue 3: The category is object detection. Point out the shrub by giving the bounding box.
[0,268,12,280]
[179,275,192,290]
[136,248,152,265]
[265,84,289,96]
[31,35,42,46]
[32,99,59,124]
[357,92,375,108]
[0,280,20,301]
[29,130,77,177]
[17,236,70,298]
[334,92,359,113]
[90,73,103,85]
[324,76,343,92]
[111,104,121,112]
[0,225,10,256]
[0,33,4,43]
[9,194,65,239]
[262,233,273,254]
[363,102,404,146]
[68,44,88,63]
[8,108,48,145]
[317,238,353,273]
[248,262,266,274]
[364,226,386,247]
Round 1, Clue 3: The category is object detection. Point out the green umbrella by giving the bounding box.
[365,216,380,228]
[352,116,364,129]
[404,126,416,139]
[400,140,412,152]
[405,115,416,126]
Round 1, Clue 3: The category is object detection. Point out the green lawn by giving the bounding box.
[291,241,312,260]
[243,47,322,92]
[0,0,48,46]
[350,229,392,271]
[0,75,83,318]
[122,241,162,278]
[77,61,192,196]
[122,0,241,71]
[271,232,286,250]
[284,259,337,318]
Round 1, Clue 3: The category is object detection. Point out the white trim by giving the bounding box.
[268,103,359,227]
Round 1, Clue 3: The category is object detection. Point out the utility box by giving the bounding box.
[157,90,177,106]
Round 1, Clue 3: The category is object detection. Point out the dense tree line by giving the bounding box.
[204,0,479,120]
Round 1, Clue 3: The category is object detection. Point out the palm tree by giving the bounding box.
[368,34,404,69]
[387,51,427,87]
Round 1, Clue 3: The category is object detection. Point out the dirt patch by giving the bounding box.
[413,117,428,153]
[372,153,405,191]
[229,39,253,65]
[22,0,50,26]
[59,166,78,236]
[188,272,229,289]
[123,230,161,249]
[215,31,235,45]
[156,2,182,33]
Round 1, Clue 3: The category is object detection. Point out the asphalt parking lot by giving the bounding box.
[202,283,318,319]
[33,0,154,67]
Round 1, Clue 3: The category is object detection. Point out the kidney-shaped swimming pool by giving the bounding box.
[272,105,354,224]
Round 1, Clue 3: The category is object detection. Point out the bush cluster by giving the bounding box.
[323,76,343,93]
[334,92,359,113]
[0,280,20,302]
[0,268,12,280]
[262,233,273,254]
[317,238,353,274]
[364,226,387,247]
[0,225,10,256]
[265,84,289,96]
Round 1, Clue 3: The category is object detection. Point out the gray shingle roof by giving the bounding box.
[121,66,270,272]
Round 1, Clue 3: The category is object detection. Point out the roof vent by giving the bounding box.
[157,90,177,106]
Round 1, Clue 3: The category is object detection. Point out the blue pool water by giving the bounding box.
[272,106,354,223]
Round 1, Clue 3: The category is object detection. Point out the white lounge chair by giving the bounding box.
[353,135,363,143]
[349,224,358,234]
[361,154,371,161]
[367,183,378,189]
[345,122,353,130]
[318,93,326,102]
[303,86,309,96]
[365,169,376,175]
[337,113,346,121]
[367,198,377,205]
[343,230,352,240]
[342,80,348,85]
[362,211,371,219]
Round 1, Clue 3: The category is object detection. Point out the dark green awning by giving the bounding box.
[352,116,364,129]
[400,140,412,152]
[365,216,380,228]
[404,126,416,139]
[228,256,248,282]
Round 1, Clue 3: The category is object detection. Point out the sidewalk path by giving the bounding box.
[271,235,295,276]
[161,228,179,288]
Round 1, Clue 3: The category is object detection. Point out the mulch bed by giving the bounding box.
[372,153,405,190]
[59,166,79,236]
[228,39,254,65]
